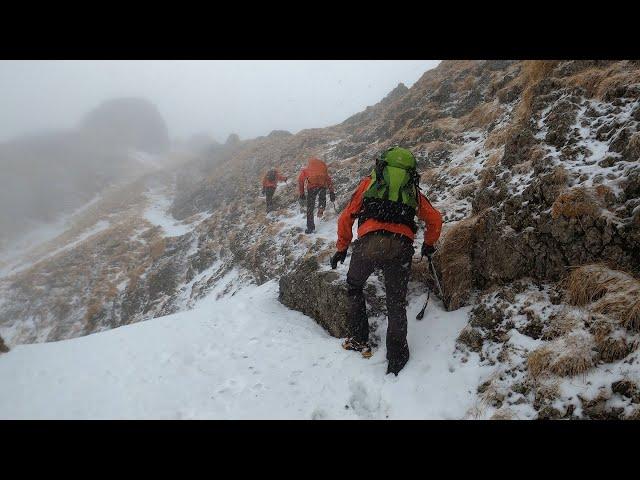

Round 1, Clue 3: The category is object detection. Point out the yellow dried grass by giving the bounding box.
[565,264,640,331]
[485,126,515,150]
[551,187,601,219]
[514,60,559,125]
[528,331,598,377]
[563,64,640,99]
[433,216,479,310]
[462,102,503,130]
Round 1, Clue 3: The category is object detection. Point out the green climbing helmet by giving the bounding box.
[358,146,421,232]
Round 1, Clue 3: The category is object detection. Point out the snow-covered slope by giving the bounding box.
[0,279,488,420]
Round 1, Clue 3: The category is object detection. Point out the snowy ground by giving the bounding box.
[0,278,487,419]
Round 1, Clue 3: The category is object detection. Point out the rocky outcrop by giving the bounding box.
[225,133,241,146]
[80,97,170,153]
[279,257,353,337]
[279,257,386,338]
[0,335,8,353]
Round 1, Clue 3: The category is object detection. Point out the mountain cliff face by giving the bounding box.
[1,60,639,419]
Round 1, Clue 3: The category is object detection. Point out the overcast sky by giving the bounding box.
[0,60,440,143]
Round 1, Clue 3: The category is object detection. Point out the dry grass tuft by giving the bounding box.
[484,151,502,169]
[149,238,167,260]
[551,187,601,219]
[565,264,640,330]
[514,60,559,124]
[433,116,464,133]
[457,74,476,92]
[490,408,515,420]
[433,216,480,310]
[626,299,640,330]
[528,331,598,377]
[453,181,480,200]
[542,310,582,340]
[532,379,561,406]
[85,299,103,323]
[565,264,617,306]
[479,166,497,188]
[563,63,640,99]
[593,325,636,362]
[512,160,533,175]
[594,184,616,206]
[485,126,515,150]
[549,165,569,185]
[448,165,473,177]
[421,168,440,185]
[593,295,640,331]
[462,102,503,130]
[479,371,507,408]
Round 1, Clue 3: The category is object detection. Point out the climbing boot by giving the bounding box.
[386,355,409,376]
[342,337,372,359]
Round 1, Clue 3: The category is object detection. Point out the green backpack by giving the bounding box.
[357,146,421,232]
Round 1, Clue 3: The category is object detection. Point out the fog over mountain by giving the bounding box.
[0,60,440,143]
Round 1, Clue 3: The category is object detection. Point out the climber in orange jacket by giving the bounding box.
[330,146,442,375]
[297,157,335,233]
[262,168,288,212]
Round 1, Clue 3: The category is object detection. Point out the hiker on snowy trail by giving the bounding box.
[298,157,335,234]
[262,168,288,212]
[330,146,442,376]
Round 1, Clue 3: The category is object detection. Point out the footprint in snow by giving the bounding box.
[347,379,386,419]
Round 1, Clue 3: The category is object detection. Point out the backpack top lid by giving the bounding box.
[365,147,419,206]
[307,157,327,173]
[381,146,416,171]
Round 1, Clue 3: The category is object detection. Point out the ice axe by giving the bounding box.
[416,254,444,320]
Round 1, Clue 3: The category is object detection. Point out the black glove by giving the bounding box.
[329,191,336,202]
[421,243,436,258]
[330,250,347,269]
[262,186,266,195]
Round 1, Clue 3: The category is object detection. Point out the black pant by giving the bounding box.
[306,187,326,231]
[264,187,276,212]
[346,231,414,366]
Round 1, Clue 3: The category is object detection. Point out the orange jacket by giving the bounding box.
[262,170,288,188]
[336,177,443,252]
[298,159,334,195]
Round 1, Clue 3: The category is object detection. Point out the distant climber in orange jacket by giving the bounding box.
[297,157,335,233]
[330,146,442,376]
[262,168,288,212]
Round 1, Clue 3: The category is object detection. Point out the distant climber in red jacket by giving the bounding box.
[262,168,288,212]
[331,146,442,375]
[298,157,335,233]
